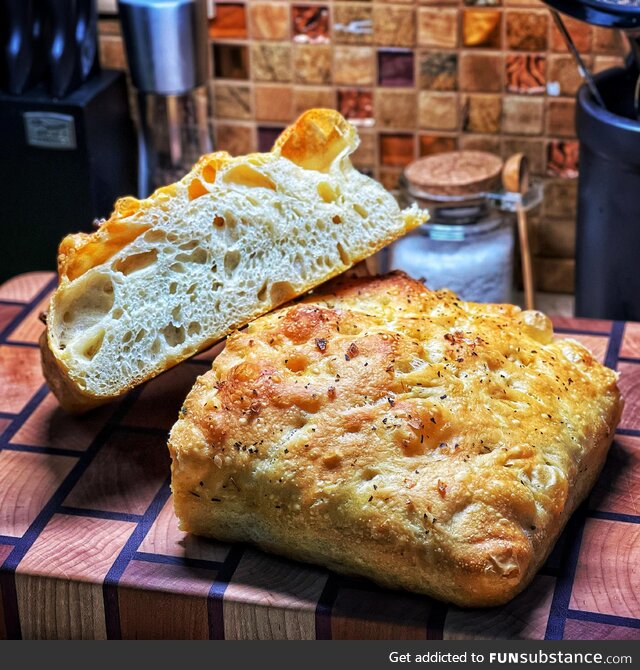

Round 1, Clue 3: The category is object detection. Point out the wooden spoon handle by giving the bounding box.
[517,207,535,311]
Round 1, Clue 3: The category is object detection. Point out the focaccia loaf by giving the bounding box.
[41,109,424,413]
[168,272,622,607]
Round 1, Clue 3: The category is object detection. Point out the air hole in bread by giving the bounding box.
[187,322,201,337]
[224,250,241,275]
[332,215,342,224]
[257,281,268,302]
[246,195,259,206]
[362,468,379,481]
[179,239,198,251]
[176,248,208,264]
[122,331,133,344]
[186,283,197,295]
[224,164,276,190]
[188,178,208,200]
[55,274,115,342]
[353,203,368,218]
[337,243,350,266]
[167,232,179,243]
[112,308,123,320]
[170,262,186,273]
[317,182,338,203]
[171,305,182,322]
[169,282,178,295]
[113,249,158,276]
[213,215,225,228]
[162,324,185,347]
[202,163,216,183]
[143,229,166,243]
[286,354,309,373]
[150,337,161,355]
[270,281,295,304]
[135,329,147,343]
[78,329,105,361]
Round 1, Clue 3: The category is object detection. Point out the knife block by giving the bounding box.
[0,69,136,282]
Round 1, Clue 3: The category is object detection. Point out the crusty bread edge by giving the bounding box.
[171,396,622,608]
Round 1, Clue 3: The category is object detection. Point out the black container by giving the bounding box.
[575,67,640,321]
[0,70,136,282]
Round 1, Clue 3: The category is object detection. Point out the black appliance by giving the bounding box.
[542,0,640,320]
[0,0,136,282]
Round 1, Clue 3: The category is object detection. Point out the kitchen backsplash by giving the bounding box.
[98,0,626,294]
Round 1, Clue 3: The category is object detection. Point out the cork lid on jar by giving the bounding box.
[403,151,504,197]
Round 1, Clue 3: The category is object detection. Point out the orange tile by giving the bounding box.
[502,96,544,135]
[119,560,215,639]
[0,450,76,537]
[617,362,640,432]
[418,91,459,131]
[332,4,373,46]
[547,99,576,138]
[417,8,458,49]
[224,549,327,639]
[621,322,640,359]
[590,435,640,516]
[379,134,415,168]
[462,9,501,49]
[10,392,113,451]
[63,432,170,515]
[215,123,254,157]
[550,16,591,53]
[505,10,548,51]
[208,3,247,40]
[255,85,294,122]
[292,5,330,45]
[292,44,332,85]
[16,514,136,639]
[570,518,640,619]
[0,273,53,303]
[419,134,457,157]
[376,89,415,129]
[506,54,546,95]
[332,586,430,640]
[445,575,556,639]
[463,94,502,134]
[0,345,45,414]
[374,5,415,48]
[138,496,231,562]
[248,2,290,41]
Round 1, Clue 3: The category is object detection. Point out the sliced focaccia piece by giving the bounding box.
[41,109,424,412]
[168,272,622,607]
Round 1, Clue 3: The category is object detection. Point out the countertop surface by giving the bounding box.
[0,272,638,640]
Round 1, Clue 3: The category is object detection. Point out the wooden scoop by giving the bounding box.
[503,153,535,311]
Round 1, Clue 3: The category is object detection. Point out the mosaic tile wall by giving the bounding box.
[98,0,628,293]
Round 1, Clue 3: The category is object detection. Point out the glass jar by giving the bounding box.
[387,177,515,304]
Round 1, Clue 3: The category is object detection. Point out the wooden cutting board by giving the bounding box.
[0,273,639,640]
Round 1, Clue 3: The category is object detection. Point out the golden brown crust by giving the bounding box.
[168,272,623,607]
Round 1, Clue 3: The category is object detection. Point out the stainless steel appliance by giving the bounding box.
[118,0,212,197]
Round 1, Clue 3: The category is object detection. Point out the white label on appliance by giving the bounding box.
[23,112,77,150]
